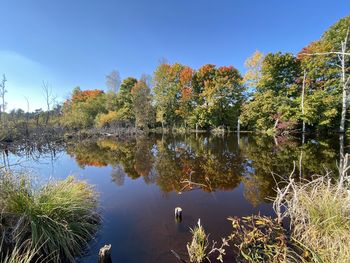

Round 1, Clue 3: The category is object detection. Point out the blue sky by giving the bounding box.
[0,0,348,111]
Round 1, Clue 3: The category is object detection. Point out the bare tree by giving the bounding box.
[42,81,56,126]
[303,28,350,133]
[106,70,121,93]
[24,97,30,136]
[301,70,307,135]
[0,74,7,123]
[339,28,350,133]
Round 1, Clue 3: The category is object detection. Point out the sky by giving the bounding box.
[0,0,348,111]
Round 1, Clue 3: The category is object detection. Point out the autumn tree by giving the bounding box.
[298,16,350,133]
[153,63,186,128]
[61,87,106,129]
[241,52,301,132]
[258,52,301,96]
[191,64,244,129]
[243,50,264,92]
[131,76,154,129]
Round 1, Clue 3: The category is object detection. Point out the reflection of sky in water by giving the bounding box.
[1,133,342,263]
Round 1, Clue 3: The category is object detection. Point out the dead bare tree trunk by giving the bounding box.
[301,70,307,134]
[42,81,55,127]
[0,74,7,124]
[340,28,349,133]
[25,97,30,137]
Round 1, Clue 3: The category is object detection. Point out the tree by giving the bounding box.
[131,77,154,129]
[192,65,244,129]
[258,52,301,96]
[243,50,264,91]
[153,63,185,128]
[298,15,350,132]
[106,70,121,93]
[61,88,106,129]
[0,74,7,123]
[110,77,138,123]
[42,81,56,126]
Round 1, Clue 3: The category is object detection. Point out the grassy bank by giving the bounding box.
[0,171,100,262]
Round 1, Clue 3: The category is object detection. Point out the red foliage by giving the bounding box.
[273,113,296,132]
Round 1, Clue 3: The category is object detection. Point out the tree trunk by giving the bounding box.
[301,70,306,134]
[339,28,349,133]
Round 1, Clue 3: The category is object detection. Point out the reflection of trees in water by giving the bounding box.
[66,137,156,183]
[111,165,126,186]
[134,137,155,181]
[240,135,339,206]
[154,134,245,193]
[65,134,342,206]
[0,141,65,173]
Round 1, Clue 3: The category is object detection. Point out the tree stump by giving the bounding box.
[98,244,112,263]
[175,207,182,222]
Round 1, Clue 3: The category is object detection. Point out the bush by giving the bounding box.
[95,109,132,128]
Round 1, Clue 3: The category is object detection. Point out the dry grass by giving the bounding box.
[273,155,350,263]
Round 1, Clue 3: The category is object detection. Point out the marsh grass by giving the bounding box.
[0,172,100,262]
[274,156,350,263]
[187,219,209,263]
[0,238,50,263]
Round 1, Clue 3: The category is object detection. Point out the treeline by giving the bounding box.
[60,64,243,131]
[60,16,349,134]
[1,16,349,138]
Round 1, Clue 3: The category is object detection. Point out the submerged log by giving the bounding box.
[98,244,112,263]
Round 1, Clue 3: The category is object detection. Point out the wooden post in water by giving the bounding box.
[175,207,182,222]
[98,244,112,263]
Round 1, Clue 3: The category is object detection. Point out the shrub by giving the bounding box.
[228,215,288,262]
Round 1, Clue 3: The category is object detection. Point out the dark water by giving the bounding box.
[2,133,344,262]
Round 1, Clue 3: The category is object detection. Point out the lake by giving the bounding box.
[1,133,344,262]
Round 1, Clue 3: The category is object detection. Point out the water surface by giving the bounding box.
[2,133,343,262]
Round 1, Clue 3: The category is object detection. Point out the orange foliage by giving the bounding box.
[218,66,234,72]
[181,87,193,101]
[180,67,194,85]
[72,89,104,103]
[76,157,108,167]
[198,64,216,76]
